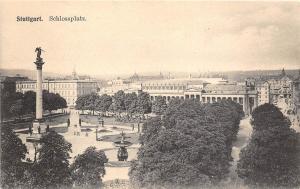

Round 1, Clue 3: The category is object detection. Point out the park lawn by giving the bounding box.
[7,114,70,130]
[80,114,133,127]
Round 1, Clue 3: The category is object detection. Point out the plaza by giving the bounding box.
[17,108,141,182]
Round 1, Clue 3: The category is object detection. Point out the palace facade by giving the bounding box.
[16,79,97,106]
[141,78,257,115]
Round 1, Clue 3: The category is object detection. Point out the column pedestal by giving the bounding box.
[27,120,47,142]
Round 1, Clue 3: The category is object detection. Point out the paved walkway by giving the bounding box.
[229,117,252,180]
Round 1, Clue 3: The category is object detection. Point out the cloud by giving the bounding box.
[1,2,299,75]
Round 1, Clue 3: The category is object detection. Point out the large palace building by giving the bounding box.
[16,79,97,106]
[141,78,257,115]
[100,69,300,116]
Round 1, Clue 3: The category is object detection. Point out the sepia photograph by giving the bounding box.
[0,1,300,189]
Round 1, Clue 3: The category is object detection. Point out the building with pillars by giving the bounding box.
[142,78,208,101]
[201,84,257,115]
[99,76,258,115]
[16,79,97,106]
[141,78,257,115]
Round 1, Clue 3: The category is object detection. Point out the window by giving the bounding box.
[212,97,216,102]
[239,97,243,104]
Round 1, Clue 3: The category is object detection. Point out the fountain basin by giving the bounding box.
[113,141,133,147]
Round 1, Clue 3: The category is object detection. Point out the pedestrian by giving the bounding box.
[79,118,82,126]
[38,126,41,134]
[29,125,32,135]
[132,123,134,131]
[46,125,50,132]
[67,118,70,127]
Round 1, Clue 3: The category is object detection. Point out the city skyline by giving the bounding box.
[1,2,300,76]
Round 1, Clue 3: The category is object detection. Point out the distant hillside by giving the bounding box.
[0,69,66,80]
[1,68,298,82]
[222,69,300,82]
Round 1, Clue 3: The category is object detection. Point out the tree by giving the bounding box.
[43,91,57,114]
[23,91,36,114]
[30,131,72,188]
[97,94,112,115]
[113,90,126,113]
[130,99,235,188]
[9,99,24,119]
[70,146,108,188]
[56,93,67,110]
[136,91,151,115]
[75,93,99,115]
[1,125,28,188]
[85,93,99,115]
[237,104,300,188]
[139,117,162,145]
[124,93,138,115]
[151,96,167,115]
[43,91,67,114]
[204,100,244,159]
[75,95,87,113]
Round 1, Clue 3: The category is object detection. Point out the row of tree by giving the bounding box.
[129,99,244,188]
[2,90,67,119]
[75,90,152,116]
[1,127,108,189]
[237,104,300,187]
[130,100,300,188]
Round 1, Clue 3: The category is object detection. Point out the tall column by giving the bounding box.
[26,47,47,142]
[32,47,46,135]
[36,64,43,120]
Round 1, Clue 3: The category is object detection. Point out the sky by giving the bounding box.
[0,1,299,76]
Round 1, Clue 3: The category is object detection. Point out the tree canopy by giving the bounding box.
[1,125,28,189]
[130,99,244,188]
[113,90,126,113]
[9,99,24,118]
[237,103,300,188]
[75,90,152,118]
[97,94,113,113]
[151,96,167,115]
[43,90,67,113]
[23,91,36,114]
[2,90,67,120]
[70,146,108,188]
[124,93,138,114]
[29,131,72,188]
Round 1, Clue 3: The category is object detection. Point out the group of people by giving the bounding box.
[131,122,141,132]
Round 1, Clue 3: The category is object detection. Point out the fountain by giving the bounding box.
[113,131,132,161]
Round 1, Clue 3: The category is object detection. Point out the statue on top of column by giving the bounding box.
[35,47,44,61]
